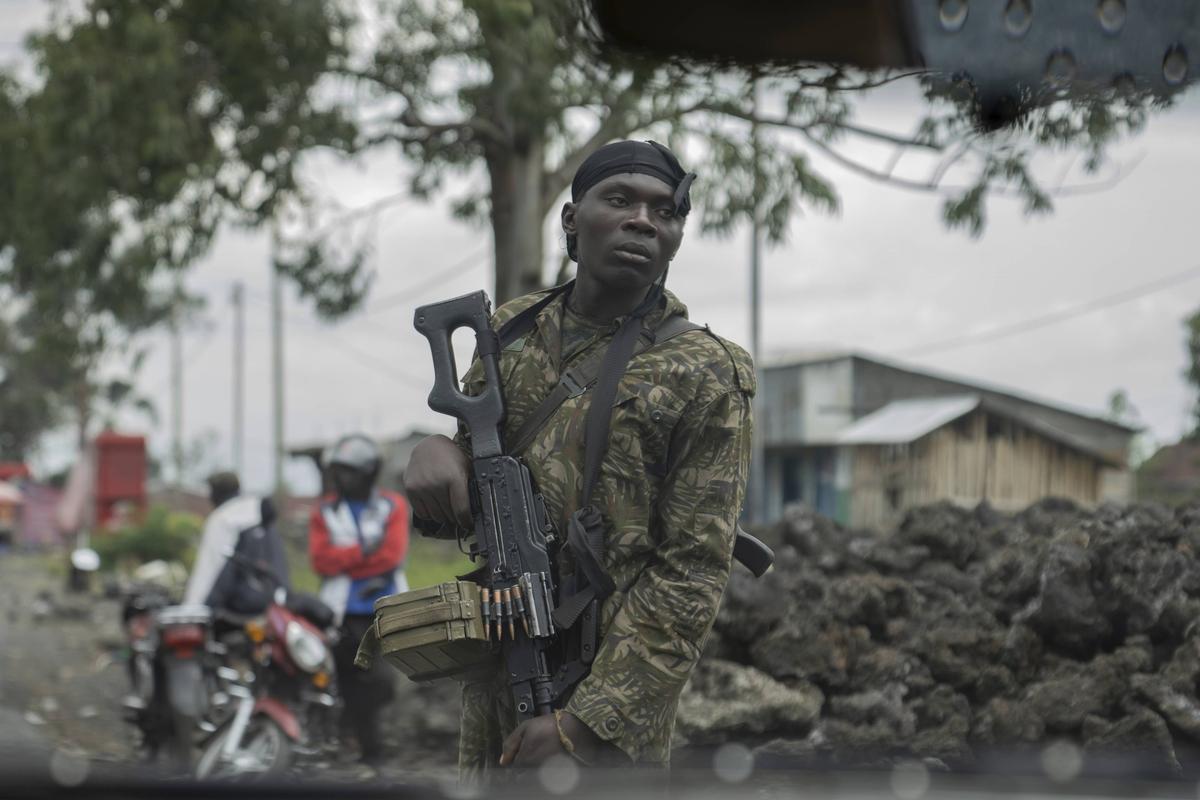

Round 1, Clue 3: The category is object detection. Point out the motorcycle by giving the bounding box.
[157,604,222,765]
[121,587,226,769]
[120,581,173,756]
[195,553,341,779]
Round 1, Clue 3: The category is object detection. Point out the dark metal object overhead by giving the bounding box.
[587,0,1198,128]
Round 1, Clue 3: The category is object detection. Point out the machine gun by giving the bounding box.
[414,290,559,721]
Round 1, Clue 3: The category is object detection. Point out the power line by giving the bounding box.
[892,263,1200,358]
[321,335,430,390]
[305,190,412,241]
[144,308,227,403]
[246,241,489,321]
[242,292,430,389]
[363,242,490,315]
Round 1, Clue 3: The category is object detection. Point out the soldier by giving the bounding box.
[405,140,755,778]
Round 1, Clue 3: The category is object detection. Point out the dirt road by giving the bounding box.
[0,552,458,787]
[0,552,134,777]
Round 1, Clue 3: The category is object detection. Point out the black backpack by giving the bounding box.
[206,498,290,615]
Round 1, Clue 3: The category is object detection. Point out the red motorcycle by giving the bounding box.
[121,584,221,769]
[195,554,341,779]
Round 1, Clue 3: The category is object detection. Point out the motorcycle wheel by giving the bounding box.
[195,716,291,780]
[168,709,197,771]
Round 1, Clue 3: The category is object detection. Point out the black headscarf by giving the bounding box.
[571,140,697,216]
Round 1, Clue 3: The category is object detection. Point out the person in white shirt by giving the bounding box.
[183,472,287,613]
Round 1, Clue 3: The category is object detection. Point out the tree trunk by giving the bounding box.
[486,136,547,306]
[75,379,91,451]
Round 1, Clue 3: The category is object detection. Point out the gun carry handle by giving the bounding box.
[414,291,506,459]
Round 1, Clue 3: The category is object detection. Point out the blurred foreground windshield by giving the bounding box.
[1,0,1198,797]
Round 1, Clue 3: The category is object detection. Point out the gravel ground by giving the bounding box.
[0,551,458,788]
[0,553,134,773]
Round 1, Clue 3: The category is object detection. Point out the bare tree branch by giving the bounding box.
[798,128,981,194]
[679,100,943,152]
[540,74,653,212]
[339,66,506,144]
[928,139,975,186]
[837,122,944,150]
[799,128,1139,200]
[1050,151,1144,196]
[304,190,411,241]
[801,69,929,92]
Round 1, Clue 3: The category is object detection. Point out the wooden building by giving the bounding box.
[754,353,1136,530]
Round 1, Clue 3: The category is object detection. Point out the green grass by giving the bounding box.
[406,535,476,589]
[284,535,475,597]
[31,551,69,578]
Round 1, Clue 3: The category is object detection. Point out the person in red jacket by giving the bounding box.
[309,434,409,766]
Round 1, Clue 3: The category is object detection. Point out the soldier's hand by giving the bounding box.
[499,712,606,767]
[405,435,473,530]
[499,715,561,767]
[557,711,606,763]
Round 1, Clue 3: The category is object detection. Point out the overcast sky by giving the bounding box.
[4,1,1199,496]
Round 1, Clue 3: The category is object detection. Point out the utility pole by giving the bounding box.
[231,281,245,475]
[747,77,767,524]
[270,231,286,512]
[170,311,184,488]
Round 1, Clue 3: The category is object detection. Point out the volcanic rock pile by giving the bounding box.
[678,499,1200,775]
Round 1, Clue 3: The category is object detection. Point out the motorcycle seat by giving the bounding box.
[212,609,262,639]
[287,592,336,629]
[214,608,259,625]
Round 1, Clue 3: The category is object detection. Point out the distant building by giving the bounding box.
[753,352,1137,530]
[1136,438,1200,507]
[0,481,22,548]
[0,482,65,551]
[17,483,64,550]
[289,429,438,496]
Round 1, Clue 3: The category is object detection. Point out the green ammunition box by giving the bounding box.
[362,580,495,682]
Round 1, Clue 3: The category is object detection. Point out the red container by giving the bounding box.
[94,432,147,528]
[0,462,31,482]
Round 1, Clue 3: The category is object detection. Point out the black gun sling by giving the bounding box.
[496,282,774,579]
[494,284,772,640]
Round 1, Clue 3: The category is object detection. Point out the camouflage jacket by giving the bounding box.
[446,285,755,770]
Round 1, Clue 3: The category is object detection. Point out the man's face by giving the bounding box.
[563,173,686,294]
[331,464,373,502]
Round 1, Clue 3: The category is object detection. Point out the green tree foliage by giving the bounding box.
[343,0,1158,300]
[0,0,358,457]
[4,1,1164,310]
[1105,388,1154,468]
[0,310,75,459]
[1186,309,1200,439]
[3,0,362,313]
[92,505,201,570]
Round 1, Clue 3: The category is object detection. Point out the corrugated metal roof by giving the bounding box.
[761,348,855,370]
[763,351,1137,434]
[836,395,980,445]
